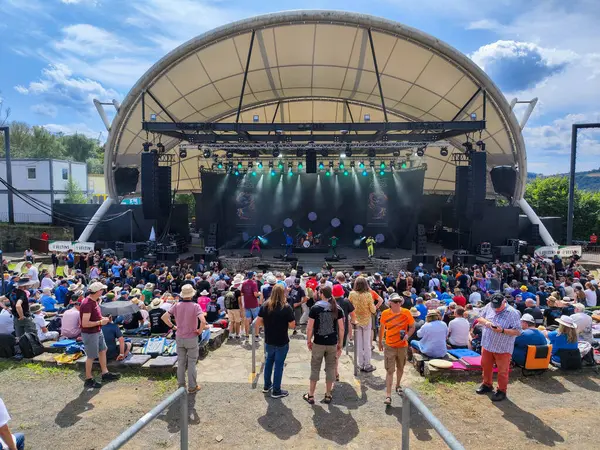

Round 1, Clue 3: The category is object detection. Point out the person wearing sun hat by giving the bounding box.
[148,298,170,334]
[161,283,205,393]
[544,315,579,365]
[30,303,59,342]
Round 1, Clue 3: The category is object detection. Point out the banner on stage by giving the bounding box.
[49,241,95,252]
[534,245,582,258]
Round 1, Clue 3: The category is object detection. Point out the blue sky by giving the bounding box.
[1,0,600,174]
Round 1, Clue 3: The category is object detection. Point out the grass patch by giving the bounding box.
[414,378,477,397]
[154,378,178,399]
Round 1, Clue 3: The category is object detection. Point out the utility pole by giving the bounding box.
[1,127,14,224]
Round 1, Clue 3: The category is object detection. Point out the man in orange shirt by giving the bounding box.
[379,293,415,405]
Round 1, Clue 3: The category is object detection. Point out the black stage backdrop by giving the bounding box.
[196,168,425,250]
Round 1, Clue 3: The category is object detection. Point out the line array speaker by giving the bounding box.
[468,152,487,220]
[157,166,172,211]
[141,152,159,219]
[305,150,317,174]
[454,166,469,218]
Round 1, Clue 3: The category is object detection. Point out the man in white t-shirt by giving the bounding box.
[0,398,24,450]
[447,306,470,348]
[0,298,14,335]
[571,303,594,344]
[428,276,440,292]
[30,304,59,342]
[468,286,482,305]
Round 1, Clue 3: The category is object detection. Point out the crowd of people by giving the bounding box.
[1,250,599,411]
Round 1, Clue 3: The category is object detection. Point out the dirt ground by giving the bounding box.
[1,359,598,450]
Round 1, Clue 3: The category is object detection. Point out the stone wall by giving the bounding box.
[371,257,411,274]
[0,224,74,251]
[219,256,261,273]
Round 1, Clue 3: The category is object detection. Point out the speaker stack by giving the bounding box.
[454,166,469,219]
[157,165,172,211]
[531,224,541,245]
[206,223,218,252]
[415,223,427,254]
[468,152,487,220]
[141,152,160,219]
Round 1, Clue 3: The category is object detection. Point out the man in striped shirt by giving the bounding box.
[476,293,521,402]
[378,293,415,406]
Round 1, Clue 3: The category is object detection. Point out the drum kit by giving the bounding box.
[299,233,321,248]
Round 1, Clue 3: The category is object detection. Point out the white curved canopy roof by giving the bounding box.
[105,10,527,198]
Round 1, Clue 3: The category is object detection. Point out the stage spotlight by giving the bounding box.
[339,162,344,169]
[476,140,486,151]
[320,149,329,157]
[298,162,303,169]
[440,146,449,157]
[272,148,280,158]
[252,171,257,176]
[393,150,400,157]
[227,162,233,171]
[368,149,376,158]
[380,162,386,169]
[156,142,165,153]
[362,170,368,176]
[416,147,425,157]
[234,169,240,176]
[370,160,375,168]
[217,162,223,169]
[379,170,385,176]
[268,161,274,168]
[258,161,263,169]
[319,162,324,170]
[390,161,395,169]
[237,162,243,169]
[350,161,355,168]
[463,141,473,152]
[226,151,234,159]
[401,161,407,169]
[344,144,352,158]
[296,149,304,157]
[203,148,211,158]
[278,161,284,169]
[325,170,331,177]
[179,147,187,159]
[288,162,293,170]
[248,161,253,169]
[343,170,349,176]
[359,161,365,168]
[329,161,334,169]
[142,142,152,152]
[270,170,276,176]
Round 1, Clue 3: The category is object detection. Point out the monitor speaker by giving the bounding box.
[141,152,159,219]
[490,166,517,200]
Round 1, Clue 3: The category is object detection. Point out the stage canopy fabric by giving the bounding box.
[104,10,527,198]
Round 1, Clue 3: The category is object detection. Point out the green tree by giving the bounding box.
[525,175,600,241]
[60,133,97,162]
[30,126,65,159]
[174,193,195,221]
[65,176,87,204]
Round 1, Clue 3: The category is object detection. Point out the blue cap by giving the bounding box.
[247,271,255,279]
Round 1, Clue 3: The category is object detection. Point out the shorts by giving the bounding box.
[245,307,260,319]
[310,343,337,382]
[228,309,242,324]
[81,331,107,359]
[384,345,407,374]
[67,262,74,268]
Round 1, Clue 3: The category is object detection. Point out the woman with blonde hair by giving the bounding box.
[584,282,597,307]
[545,315,579,365]
[349,276,382,372]
[256,284,295,398]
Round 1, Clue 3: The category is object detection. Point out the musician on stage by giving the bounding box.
[329,235,339,258]
[366,236,376,258]
[250,237,261,255]
[306,228,314,243]
[284,232,294,256]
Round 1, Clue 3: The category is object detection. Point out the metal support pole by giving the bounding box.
[353,324,358,376]
[567,124,578,245]
[236,30,256,124]
[180,391,188,450]
[402,394,410,450]
[251,318,257,375]
[130,209,133,244]
[2,127,14,224]
[367,29,388,123]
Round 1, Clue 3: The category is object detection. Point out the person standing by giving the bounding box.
[9,279,36,338]
[329,235,339,258]
[257,284,295,398]
[366,236,375,258]
[476,293,521,402]
[287,278,306,334]
[241,272,259,340]
[80,282,121,388]
[304,286,344,405]
[161,284,205,394]
[378,293,415,405]
[349,277,381,372]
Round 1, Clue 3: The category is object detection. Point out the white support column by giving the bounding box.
[78,197,115,242]
[94,99,111,131]
[517,198,557,247]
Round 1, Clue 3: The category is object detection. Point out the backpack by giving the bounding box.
[18,332,44,358]
[224,291,237,310]
[0,334,16,358]
[47,316,62,333]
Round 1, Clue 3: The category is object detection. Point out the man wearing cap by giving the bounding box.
[378,293,415,405]
[80,281,121,388]
[476,293,522,401]
[512,313,547,366]
[288,278,307,334]
[241,272,260,339]
[161,284,205,393]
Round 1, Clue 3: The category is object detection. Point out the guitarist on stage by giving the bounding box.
[250,237,261,255]
[329,235,339,258]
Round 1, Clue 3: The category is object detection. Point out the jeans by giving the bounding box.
[263,343,289,392]
[13,316,36,338]
[14,432,25,450]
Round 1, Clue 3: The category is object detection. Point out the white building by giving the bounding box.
[0,159,88,223]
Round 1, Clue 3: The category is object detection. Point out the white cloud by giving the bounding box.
[44,122,104,140]
[31,103,58,118]
[54,24,132,56]
[14,63,120,113]
[60,0,98,5]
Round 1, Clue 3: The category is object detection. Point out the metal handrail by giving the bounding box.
[103,387,188,450]
[401,388,464,450]
[251,317,259,375]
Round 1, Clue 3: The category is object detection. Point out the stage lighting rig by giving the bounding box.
[288,162,294,170]
[142,142,152,152]
[329,161,334,169]
[389,161,395,169]
[248,161,253,168]
[369,160,375,168]
[339,161,344,169]
[278,161,284,169]
[237,162,243,169]
[272,148,280,158]
[379,170,385,176]
[416,147,425,157]
[257,161,263,169]
[368,149,376,158]
[476,140,486,151]
[393,150,400,157]
[156,142,165,153]
[179,146,187,159]
[234,169,240,176]
[440,146,449,157]
[463,141,474,152]
[320,149,329,157]
[350,161,356,168]
[319,162,325,170]
[268,161,274,169]
[217,162,223,169]
[344,144,352,158]
[380,161,386,169]
[298,162,303,169]
[227,162,233,173]
[362,170,368,176]
[359,161,365,168]
[226,150,234,158]
[202,147,211,158]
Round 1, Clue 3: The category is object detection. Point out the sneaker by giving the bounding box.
[255,336,260,343]
[84,378,102,389]
[262,386,272,393]
[491,390,507,402]
[292,330,298,335]
[475,384,494,395]
[271,389,289,399]
[101,372,121,382]
[230,333,237,339]
[363,365,377,373]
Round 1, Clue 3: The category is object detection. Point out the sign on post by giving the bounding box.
[534,245,582,258]
[48,241,95,252]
